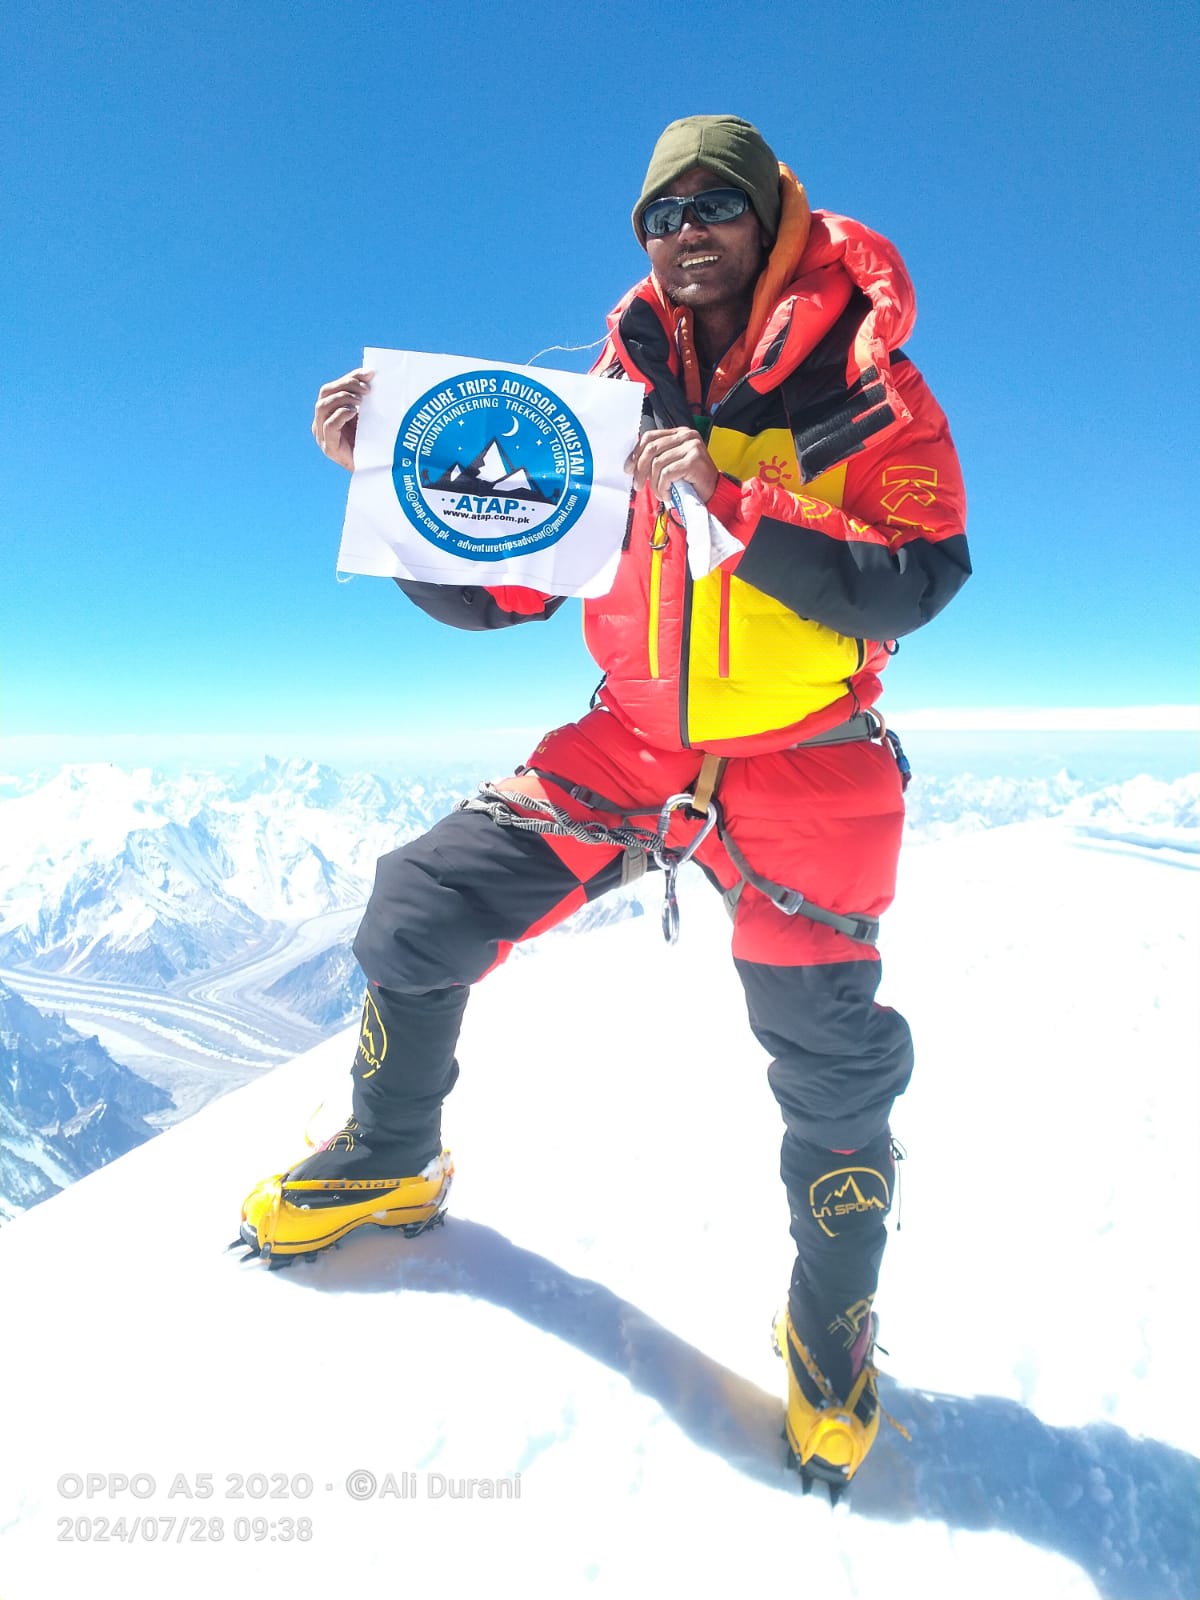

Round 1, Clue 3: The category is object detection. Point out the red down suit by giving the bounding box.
[360,182,970,1388]
[392,176,970,971]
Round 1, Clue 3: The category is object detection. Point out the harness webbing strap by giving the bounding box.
[715,822,879,945]
[690,752,726,815]
[788,710,882,748]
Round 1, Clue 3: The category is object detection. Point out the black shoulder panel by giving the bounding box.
[395,580,567,632]
[618,299,692,429]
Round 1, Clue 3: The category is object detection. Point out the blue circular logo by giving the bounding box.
[391,369,593,561]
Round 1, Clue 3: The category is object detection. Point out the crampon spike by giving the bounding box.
[796,1468,847,1504]
[400,1210,447,1240]
[796,1459,852,1505]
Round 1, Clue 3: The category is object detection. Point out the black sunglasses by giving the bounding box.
[641,187,751,237]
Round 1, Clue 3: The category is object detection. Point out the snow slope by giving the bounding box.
[0,821,1196,1599]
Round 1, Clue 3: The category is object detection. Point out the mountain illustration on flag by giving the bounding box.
[425,438,559,505]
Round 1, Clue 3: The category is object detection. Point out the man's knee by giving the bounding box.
[766,1051,909,1152]
[351,808,587,993]
[744,958,914,1150]
[352,833,493,993]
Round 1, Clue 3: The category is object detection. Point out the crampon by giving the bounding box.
[773,1308,909,1503]
[232,1150,453,1267]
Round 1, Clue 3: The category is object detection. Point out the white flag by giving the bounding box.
[336,349,647,599]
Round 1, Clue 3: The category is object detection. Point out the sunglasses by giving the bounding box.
[641,187,751,237]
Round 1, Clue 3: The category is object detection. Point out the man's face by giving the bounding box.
[644,166,769,316]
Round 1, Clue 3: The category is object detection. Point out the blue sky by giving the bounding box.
[3,0,1197,769]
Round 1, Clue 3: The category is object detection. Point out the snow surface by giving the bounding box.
[0,816,1197,1598]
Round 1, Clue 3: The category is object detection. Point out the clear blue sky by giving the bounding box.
[3,0,1197,767]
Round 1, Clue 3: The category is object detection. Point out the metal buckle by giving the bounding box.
[654,794,718,944]
[772,887,807,917]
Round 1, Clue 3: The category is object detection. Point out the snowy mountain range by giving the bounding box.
[0,753,1195,1223]
[903,766,1200,845]
[2,756,1195,996]
[0,978,169,1220]
[0,757,476,987]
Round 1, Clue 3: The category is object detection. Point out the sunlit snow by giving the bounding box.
[1,806,1196,1599]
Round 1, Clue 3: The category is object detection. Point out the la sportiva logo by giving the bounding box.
[357,992,387,1079]
[392,369,593,561]
[809,1166,890,1239]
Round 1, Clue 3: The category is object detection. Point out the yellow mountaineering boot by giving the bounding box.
[239,1143,453,1263]
[774,1307,894,1495]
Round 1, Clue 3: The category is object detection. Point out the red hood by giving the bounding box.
[599,170,916,415]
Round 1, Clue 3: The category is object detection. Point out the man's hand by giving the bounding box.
[312,367,375,470]
[625,427,719,504]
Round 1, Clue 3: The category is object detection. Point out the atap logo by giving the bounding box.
[392,369,593,561]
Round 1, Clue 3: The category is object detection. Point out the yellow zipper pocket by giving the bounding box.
[647,512,669,680]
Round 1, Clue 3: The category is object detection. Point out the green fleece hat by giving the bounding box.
[632,114,781,245]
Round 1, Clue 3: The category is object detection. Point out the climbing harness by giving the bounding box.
[458,714,909,948]
[459,780,715,944]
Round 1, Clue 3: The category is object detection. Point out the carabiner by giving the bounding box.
[661,866,681,944]
[653,792,717,865]
[654,795,719,943]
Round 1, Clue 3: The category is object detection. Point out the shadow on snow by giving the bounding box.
[286,1217,1199,1600]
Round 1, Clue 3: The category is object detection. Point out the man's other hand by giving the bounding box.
[625,427,719,504]
[312,367,375,470]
